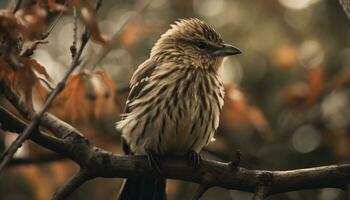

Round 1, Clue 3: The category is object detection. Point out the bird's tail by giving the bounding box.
[118,176,166,200]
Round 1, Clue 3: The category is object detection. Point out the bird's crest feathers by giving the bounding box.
[151,18,223,58]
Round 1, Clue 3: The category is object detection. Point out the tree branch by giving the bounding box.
[0,106,70,156]
[51,169,92,200]
[70,7,78,58]
[8,154,67,167]
[12,0,22,13]
[251,172,273,200]
[3,88,83,139]
[0,105,350,199]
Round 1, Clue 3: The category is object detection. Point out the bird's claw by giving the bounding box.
[187,150,202,169]
[229,150,241,169]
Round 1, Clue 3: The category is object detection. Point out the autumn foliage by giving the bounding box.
[0,0,112,114]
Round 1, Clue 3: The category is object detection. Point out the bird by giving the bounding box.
[116,18,241,200]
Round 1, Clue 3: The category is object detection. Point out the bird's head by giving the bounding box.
[150,18,241,70]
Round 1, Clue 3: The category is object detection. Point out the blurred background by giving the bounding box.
[1,0,350,199]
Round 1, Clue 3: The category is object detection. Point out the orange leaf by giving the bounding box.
[305,65,324,106]
[50,70,117,123]
[24,58,51,81]
[0,55,51,111]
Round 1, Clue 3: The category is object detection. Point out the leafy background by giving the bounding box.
[0,0,350,199]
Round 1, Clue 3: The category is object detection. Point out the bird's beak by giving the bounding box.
[212,44,242,57]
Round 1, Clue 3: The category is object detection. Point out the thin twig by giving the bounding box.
[95,0,102,11]
[12,0,22,13]
[4,65,82,141]
[3,88,81,138]
[51,169,92,200]
[21,40,48,57]
[70,7,78,58]
[8,154,67,167]
[89,0,153,70]
[0,31,91,173]
[42,2,67,40]
[3,88,31,118]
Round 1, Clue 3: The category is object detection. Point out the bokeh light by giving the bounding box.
[279,0,321,10]
[292,125,321,153]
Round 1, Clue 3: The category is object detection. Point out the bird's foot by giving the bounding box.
[229,150,241,170]
[145,148,163,176]
[187,150,202,169]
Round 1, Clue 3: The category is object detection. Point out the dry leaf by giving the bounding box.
[0,56,51,110]
[50,69,117,123]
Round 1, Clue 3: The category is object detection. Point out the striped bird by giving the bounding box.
[117,18,241,200]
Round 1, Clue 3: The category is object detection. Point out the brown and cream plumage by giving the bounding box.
[117,18,241,200]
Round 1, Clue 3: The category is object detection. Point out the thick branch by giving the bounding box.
[0,106,72,160]
[0,105,350,199]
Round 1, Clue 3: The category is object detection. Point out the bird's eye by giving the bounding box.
[196,42,208,50]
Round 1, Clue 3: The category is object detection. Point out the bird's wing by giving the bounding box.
[124,58,157,114]
[119,58,166,200]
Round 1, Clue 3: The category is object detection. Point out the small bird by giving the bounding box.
[117,18,241,200]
